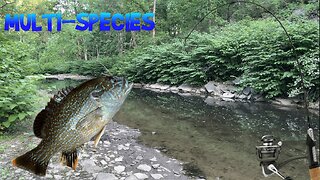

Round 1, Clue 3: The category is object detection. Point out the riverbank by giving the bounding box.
[43,74,319,112]
[0,122,194,180]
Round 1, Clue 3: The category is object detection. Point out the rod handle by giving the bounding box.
[309,167,320,180]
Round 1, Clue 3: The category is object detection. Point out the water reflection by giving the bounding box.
[114,88,319,180]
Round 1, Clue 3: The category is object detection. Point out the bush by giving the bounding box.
[0,35,39,130]
[119,19,319,100]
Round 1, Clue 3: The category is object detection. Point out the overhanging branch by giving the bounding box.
[0,1,13,9]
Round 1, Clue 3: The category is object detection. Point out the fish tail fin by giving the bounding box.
[60,149,79,170]
[12,148,49,176]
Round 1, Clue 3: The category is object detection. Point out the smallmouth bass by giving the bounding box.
[12,76,132,176]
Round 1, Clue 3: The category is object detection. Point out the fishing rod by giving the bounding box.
[184,1,319,179]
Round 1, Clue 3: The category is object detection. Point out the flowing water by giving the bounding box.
[41,79,319,180]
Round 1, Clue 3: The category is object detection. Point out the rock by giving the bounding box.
[133,83,143,88]
[152,164,160,169]
[118,144,125,150]
[125,175,139,180]
[150,83,170,90]
[134,173,149,180]
[169,86,179,92]
[238,94,247,100]
[221,98,235,102]
[115,156,123,162]
[178,92,192,97]
[178,84,193,92]
[150,157,157,162]
[82,159,103,173]
[53,175,63,180]
[242,87,253,96]
[151,174,164,179]
[204,81,216,93]
[100,160,108,165]
[199,88,207,94]
[253,94,265,102]
[114,165,126,174]
[136,155,143,160]
[96,173,118,180]
[45,174,53,178]
[222,92,235,99]
[137,164,152,172]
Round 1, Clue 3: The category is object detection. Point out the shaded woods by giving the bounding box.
[0,0,319,130]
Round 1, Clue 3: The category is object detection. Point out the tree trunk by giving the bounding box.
[130,32,137,48]
[152,0,157,38]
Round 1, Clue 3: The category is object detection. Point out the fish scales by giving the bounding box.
[12,76,132,176]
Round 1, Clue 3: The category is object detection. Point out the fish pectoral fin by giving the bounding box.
[94,125,107,148]
[60,149,80,170]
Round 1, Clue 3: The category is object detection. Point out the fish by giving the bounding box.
[12,76,132,176]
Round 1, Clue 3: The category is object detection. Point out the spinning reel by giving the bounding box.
[256,135,292,180]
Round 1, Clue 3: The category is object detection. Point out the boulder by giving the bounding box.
[204,81,216,93]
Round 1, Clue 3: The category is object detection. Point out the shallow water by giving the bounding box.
[42,80,319,180]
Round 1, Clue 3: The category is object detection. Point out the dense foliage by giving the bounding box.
[0,32,39,130]
[116,19,319,99]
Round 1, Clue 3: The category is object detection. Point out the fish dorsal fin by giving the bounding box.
[33,87,73,138]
